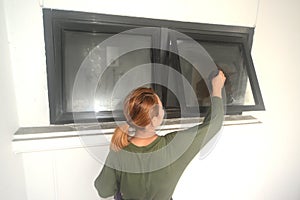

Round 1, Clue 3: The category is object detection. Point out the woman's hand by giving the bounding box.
[211,70,226,98]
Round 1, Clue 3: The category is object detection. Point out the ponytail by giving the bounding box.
[110,124,130,151]
[110,87,159,151]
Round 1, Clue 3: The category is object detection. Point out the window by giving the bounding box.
[43,9,264,124]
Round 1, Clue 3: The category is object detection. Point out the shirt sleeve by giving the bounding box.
[164,96,224,165]
[185,96,224,157]
[94,153,118,198]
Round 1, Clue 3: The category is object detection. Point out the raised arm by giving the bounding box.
[188,70,226,155]
[202,70,226,126]
[167,70,226,164]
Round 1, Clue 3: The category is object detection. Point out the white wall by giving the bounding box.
[3,0,300,199]
[0,0,27,199]
[42,0,258,26]
[4,0,50,127]
[250,0,300,198]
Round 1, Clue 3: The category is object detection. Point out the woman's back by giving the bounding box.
[95,97,224,200]
[94,71,226,199]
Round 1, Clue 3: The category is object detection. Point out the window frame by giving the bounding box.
[43,9,264,124]
[168,32,265,116]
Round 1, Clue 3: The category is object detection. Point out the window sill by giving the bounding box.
[12,115,261,154]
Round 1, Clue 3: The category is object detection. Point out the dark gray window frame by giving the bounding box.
[43,9,265,124]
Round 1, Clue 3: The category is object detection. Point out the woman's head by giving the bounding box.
[124,87,164,129]
[111,87,164,151]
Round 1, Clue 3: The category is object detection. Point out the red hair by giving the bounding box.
[110,87,160,151]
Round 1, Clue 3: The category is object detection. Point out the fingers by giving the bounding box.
[217,70,226,84]
[218,70,225,78]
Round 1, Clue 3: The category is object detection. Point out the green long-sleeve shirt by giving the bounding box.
[95,97,224,200]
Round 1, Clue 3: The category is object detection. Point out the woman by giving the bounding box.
[95,71,226,200]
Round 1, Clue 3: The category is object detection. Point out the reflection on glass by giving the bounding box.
[95,48,152,111]
[176,39,255,107]
[64,31,152,112]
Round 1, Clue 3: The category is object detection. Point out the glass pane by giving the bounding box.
[63,31,152,112]
[176,39,255,107]
[94,48,152,111]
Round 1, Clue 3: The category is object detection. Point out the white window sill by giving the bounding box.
[12,115,261,154]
